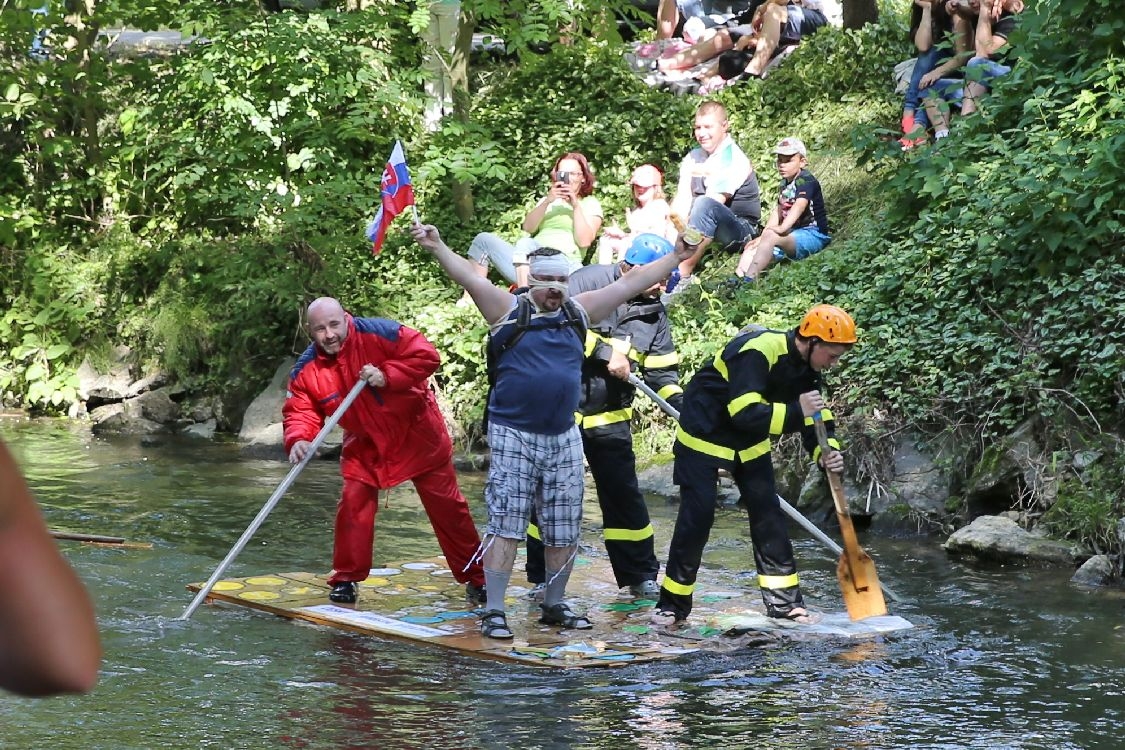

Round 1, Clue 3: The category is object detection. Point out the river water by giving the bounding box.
[0,419,1121,750]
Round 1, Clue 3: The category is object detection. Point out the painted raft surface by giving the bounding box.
[187,556,913,669]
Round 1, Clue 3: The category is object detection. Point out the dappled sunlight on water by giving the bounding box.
[1,419,1122,749]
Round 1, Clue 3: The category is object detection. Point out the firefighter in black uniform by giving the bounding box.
[651,304,857,625]
[526,234,684,598]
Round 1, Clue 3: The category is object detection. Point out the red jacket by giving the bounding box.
[283,315,454,489]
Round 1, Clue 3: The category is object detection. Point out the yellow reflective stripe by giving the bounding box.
[609,338,632,355]
[803,408,836,426]
[580,408,632,428]
[728,390,765,418]
[527,523,541,541]
[645,352,679,368]
[676,426,735,461]
[657,384,683,400]
[663,577,695,596]
[737,331,788,366]
[583,330,601,356]
[737,438,772,463]
[811,438,840,464]
[713,351,729,380]
[603,524,655,542]
[769,403,787,435]
[758,573,799,589]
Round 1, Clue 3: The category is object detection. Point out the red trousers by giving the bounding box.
[329,461,485,587]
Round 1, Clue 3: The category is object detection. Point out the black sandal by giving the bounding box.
[479,609,514,640]
[538,602,593,630]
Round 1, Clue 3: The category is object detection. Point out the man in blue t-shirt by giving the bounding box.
[735,136,831,281]
[411,223,691,640]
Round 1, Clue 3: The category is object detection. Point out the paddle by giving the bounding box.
[813,411,887,620]
[178,378,367,621]
[627,373,901,606]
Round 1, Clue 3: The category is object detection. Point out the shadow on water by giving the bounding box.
[1,419,1122,749]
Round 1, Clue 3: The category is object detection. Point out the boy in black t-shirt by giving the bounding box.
[735,137,830,281]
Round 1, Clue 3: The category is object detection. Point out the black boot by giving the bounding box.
[329,581,358,603]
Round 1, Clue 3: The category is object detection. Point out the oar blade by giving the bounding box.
[837,551,888,621]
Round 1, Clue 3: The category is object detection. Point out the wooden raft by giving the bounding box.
[187,555,912,669]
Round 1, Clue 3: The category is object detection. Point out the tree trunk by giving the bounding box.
[64,0,102,220]
[449,8,476,224]
[842,0,878,29]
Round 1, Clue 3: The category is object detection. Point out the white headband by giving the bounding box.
[528,254,571,280]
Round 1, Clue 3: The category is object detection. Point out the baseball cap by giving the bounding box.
[623,233,674,266]
[775,137,807,157]
[630,164,663,188]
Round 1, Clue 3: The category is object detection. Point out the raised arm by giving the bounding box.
[575,240,692,323]
[913,0,933,51]
[974,0,1009,57]
[411,223,516,324]
[0,441,100,696]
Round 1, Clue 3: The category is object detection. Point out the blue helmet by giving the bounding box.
[623,233,674,266]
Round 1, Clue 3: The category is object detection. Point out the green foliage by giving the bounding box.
[129,6,424,236]
[1042,450,1125,557]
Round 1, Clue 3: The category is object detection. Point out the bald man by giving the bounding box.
[283,298,486,605]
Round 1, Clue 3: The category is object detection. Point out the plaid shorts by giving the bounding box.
[484,422,584,545]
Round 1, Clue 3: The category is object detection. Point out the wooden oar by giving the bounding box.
[50,530,154,549]
[627,373,901,602]
[813,411,887,621]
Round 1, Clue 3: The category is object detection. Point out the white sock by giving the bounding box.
[934,129,949,140]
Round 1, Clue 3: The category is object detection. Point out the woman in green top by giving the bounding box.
[467,152,604,287]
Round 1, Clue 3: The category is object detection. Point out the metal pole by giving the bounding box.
[178,378,367,620]
[627,374,903,603]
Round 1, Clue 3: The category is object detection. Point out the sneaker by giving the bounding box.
[660,275,695,306]
[526,582,545,602]
[466,582,487,606]
[628,579,660,599]
[649,609,680,627]
[328,581,358,604]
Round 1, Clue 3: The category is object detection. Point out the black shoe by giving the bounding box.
[466,582,487,606]
[329,582,358,604]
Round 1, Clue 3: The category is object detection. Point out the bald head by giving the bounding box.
[306,297,348,355]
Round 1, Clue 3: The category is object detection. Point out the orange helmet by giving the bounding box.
[798,304,857,344]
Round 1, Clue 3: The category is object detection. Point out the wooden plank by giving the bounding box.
[187,555,912,668]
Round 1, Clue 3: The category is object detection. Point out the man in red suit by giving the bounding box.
[283,297,486,605]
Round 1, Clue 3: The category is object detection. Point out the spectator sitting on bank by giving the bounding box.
[655,0,759,41]
[735,137,830,281]
[715,0,829,83]
[650,2,766,75]
[667,100,762,295]
[962,0,1023,116]
[922,0,1020,140]
[597,164,678,265]
[466,152,602,289]
[898,0,958,149]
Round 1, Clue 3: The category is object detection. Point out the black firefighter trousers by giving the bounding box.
[655,447,805,620]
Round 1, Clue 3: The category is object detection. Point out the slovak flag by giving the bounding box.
[365,140,416,254]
